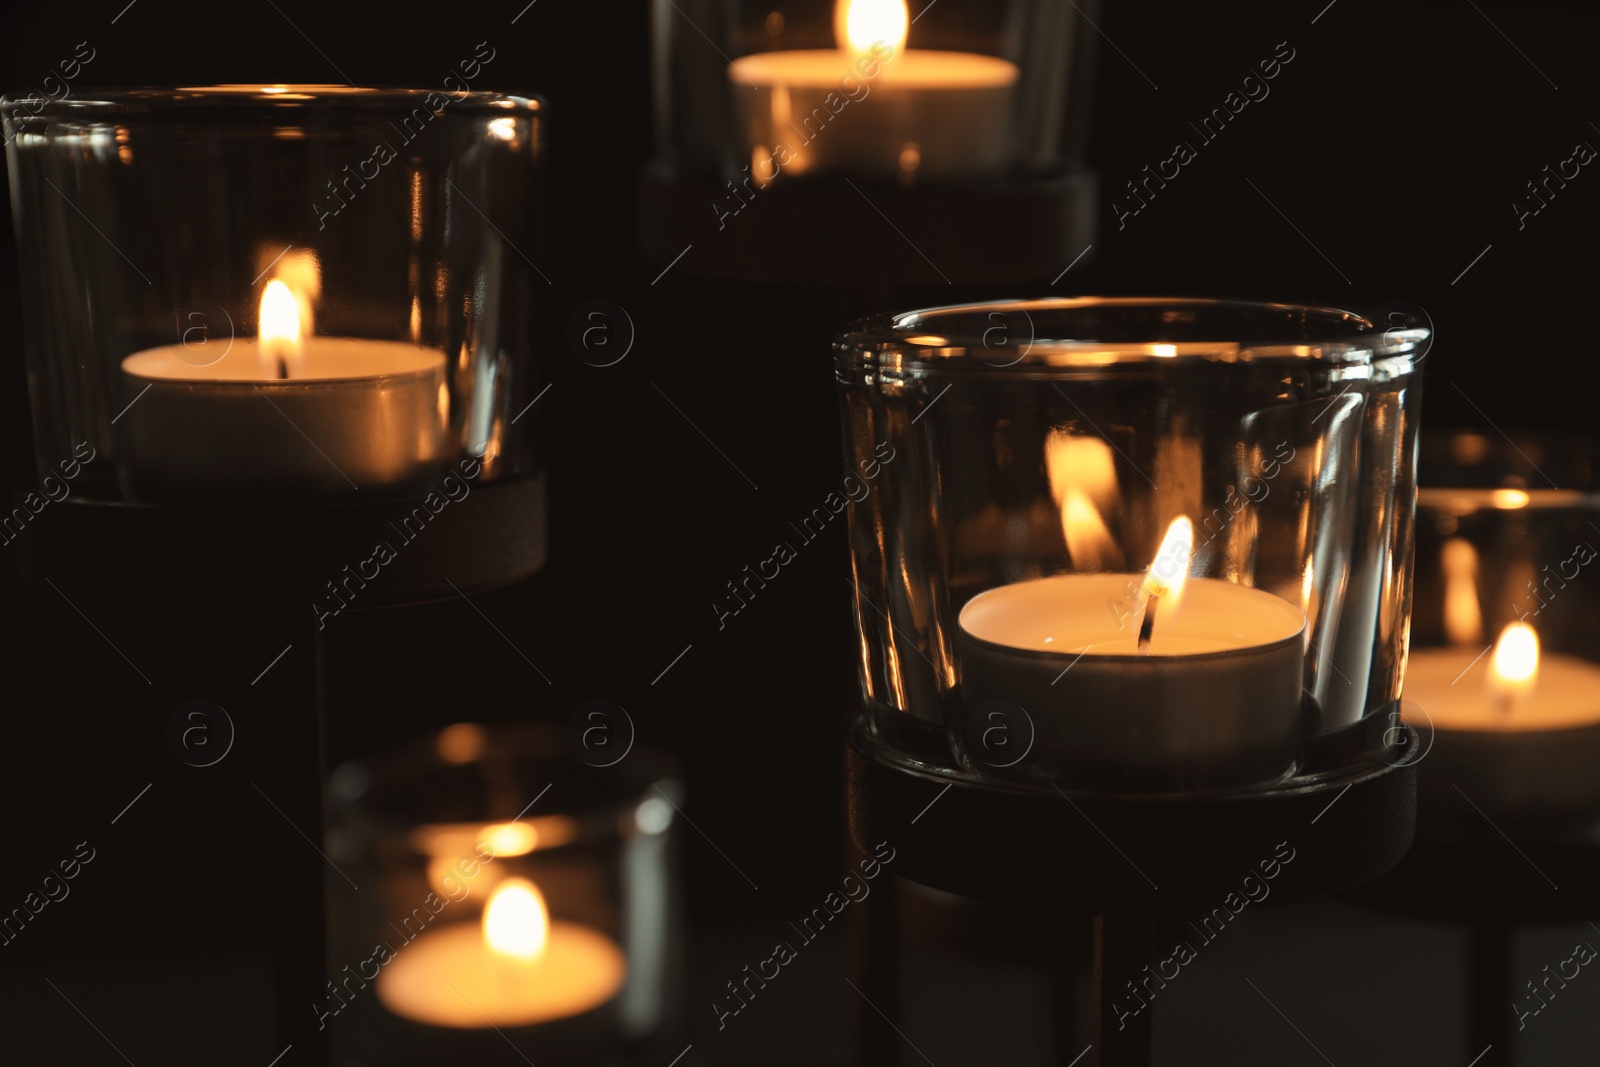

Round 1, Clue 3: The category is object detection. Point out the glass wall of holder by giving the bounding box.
[651,0,1095,183]
[3,85,543,503]
[1404,433,1600,838]
[326,723,684,1065]
[835,298,1429,795]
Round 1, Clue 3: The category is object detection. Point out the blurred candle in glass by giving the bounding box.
[727,0,1019,180]
[1405,621,1600,821]
[377,876,626,1028]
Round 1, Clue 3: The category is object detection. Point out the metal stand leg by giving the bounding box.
[852,871,901,1066]
[1470,922,1512,1067]
[1052,915,1092,1067]
[1094,911,1152,1067]
[260,614,329,1066]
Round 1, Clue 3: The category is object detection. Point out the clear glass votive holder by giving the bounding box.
[3,85,544,503]
[834,297,1429,795]
[652,0,1095,184]
[1405,432,1600,838]
[326,722,684,1065]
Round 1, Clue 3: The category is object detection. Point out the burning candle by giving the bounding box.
[726,0,1019,180]
[1404,621,1600,821]
[958,515,1307,790]
[119,275,449,499]
[376,876,626,1028]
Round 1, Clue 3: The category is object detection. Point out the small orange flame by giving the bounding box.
[1487,623,1539,713]
[1144,517,1193,608]
[836,0,908,58]
[483,878,549,960]
[258,279,305,378]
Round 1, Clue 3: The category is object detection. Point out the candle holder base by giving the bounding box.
[1344,838,1600,1067]
[11,472,548,1067]
[847,714,1419,1067]
[640,161,1097,288]
[847,713,1419,913]
[14,472,547,606]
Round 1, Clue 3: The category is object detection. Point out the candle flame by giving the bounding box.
[1487,621,1539,710]
[1143,517,1193,607]
[1441,538,1483,645]
[836,0,909,58]
[258,279,306,379]
[483,878,549,960]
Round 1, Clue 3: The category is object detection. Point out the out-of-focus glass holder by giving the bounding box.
[642,0,1099,285]
[328,723,685,1066]
[836,297,1431,798]
[4,85,544,505]
[1408,432,1600,837]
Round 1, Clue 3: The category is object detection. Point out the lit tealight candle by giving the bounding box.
[958,515,1307,790]
[119,275,449,498]
[727,0,1019,180]
[1404,622,1600,822]
[377,876,626,1028]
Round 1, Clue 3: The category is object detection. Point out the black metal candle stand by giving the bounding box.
[1344,835,1600,1067]
[639,163,1098,288]
[846,715,1421,1067]
[11,474,547,1067]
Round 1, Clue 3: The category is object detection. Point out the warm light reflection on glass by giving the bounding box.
[1441,537,1483,645]
[898,142,921,177]
[1490,488,1531,509]
[1062,490,1116,569]
[481,822,538,857]
[1046,431,1122,569]
[752,145,775,186]
[408,815,578,860]
[179,84,376,99]
[436,723,485,764]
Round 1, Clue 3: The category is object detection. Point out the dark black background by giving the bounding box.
[0,0,1596,1064]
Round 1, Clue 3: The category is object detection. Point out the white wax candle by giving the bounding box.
[119,337,448,498]
[725,0,1019,180]
[1404,643,1600,822]
[1404,648,1600,731]
[958,574,1307,790]
[376,921,626,1028]
[377,878,626,1029]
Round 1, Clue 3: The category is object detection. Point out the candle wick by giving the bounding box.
[1137,594,1159,653]
[275,355,289,380]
